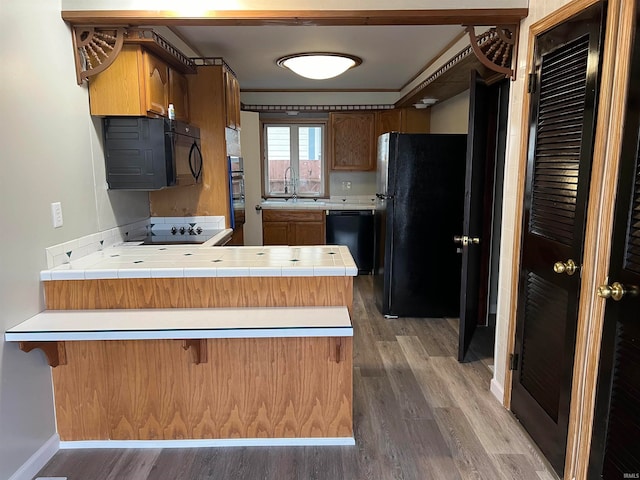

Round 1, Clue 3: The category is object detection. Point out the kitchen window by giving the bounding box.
[262,121,327,198]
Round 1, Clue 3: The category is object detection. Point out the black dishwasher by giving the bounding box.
[326,210,375,274]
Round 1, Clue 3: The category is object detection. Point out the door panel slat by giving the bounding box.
[529,36,590,246]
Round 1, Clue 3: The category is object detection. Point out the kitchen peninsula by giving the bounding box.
[7,244,356,447]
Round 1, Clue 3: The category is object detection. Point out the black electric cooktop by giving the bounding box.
[127,228,225,246]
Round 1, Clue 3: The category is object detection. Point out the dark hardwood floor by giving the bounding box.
[34,276,558,480]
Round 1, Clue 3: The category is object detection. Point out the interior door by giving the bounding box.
[511,4,606,475]
[458,70,490,361]
[589,8,640,476]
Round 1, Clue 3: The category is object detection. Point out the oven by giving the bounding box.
[228,156,245,230]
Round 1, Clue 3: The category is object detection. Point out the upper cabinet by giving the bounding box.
[89,45,190,122]
[224,67,241,130]
[330,112,376,171]
[169,69,190,122]
[375,108,431,138]
[143,51,170,117]
[330,108,430,171]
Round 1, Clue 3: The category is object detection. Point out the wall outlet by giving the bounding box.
[341,181,352,191]
[51,202,63,228]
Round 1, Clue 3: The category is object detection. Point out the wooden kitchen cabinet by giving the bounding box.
[292,221,325,245]
[89,45,173,117]
[263,221,290,245]
[374,108,431,138]
[150,62,241,223]
[144,52,170,117]
[169,69,190,122]
[330,112,376,171]
[224,68,241,130]
[262,210,326,245]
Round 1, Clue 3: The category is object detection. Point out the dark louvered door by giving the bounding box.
[589,5,640,476]
[512,4,606,476]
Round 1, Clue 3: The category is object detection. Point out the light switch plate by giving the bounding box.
[51,202,63,228]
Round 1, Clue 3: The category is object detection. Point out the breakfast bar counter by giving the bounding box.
[9,245,356,447]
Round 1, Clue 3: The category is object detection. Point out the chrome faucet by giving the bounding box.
[284,167,298,198]
[284,166,292,194]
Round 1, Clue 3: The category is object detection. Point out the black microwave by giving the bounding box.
[103,117,203,190]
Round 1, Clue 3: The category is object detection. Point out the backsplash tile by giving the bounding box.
[44,216,226,269]
[150,216,225,232]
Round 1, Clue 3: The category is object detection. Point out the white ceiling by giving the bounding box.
[173,25,466,92]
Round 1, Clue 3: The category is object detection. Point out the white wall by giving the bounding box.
[0,0,149,478]
[429,90,470,134]
[492,0,573,399]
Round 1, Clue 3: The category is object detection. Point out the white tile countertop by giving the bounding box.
[259,195,378,211]
[40,245,358,281]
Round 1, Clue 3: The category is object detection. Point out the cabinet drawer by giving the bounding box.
[262,209,324,223]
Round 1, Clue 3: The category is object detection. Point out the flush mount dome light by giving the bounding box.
[276,53,362,80]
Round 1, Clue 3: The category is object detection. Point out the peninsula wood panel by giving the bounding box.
[43,276,353,314]
[52,337,353,441]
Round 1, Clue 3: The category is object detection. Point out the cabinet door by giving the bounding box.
[292,222,326,246]
[224,69,241,130]
[231,74,241,129]
[143,51,169,116]
[263,222,290,245]
[88,46,145,116]
[169,69,190,122]
[401,108,430,133]
[375,110,402,138]
[331,112,376,171]
[228,225,244,246]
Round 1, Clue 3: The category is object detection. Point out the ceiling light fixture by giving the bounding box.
[276,52,362,80]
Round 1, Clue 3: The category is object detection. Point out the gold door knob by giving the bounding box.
[553,259,577,276]
[597,282,627,301]
[453,235,481,246]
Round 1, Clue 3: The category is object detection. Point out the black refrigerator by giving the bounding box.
[374,132,467,318]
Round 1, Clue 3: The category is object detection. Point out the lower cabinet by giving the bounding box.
[262,209,326,246]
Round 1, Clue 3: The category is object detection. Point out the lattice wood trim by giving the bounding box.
[243,104,394,113]
[466,25,518,79]
[72,27,125,85]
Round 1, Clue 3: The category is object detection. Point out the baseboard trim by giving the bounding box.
[9,434,59,480]
[490,377,505,406]
[59,437,356,449]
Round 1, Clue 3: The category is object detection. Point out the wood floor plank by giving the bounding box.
[491,453,546,480]
[356,277,397,342]
[537,469,561,480]
[351,368,403,480]
[145,449,199,479]
[376,340,435,419]
[429,355,549,467]
[396,335,457,408]
[433,407,505,480]
[103,450,160,480]
[403,418,463,480]
[351,282,387,377]
[408,317,459,357]
[33,276,558,480]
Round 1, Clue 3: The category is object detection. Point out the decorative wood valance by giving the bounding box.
[465,25,518,79]
[72,27,196,85]
[72,27,125,85]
